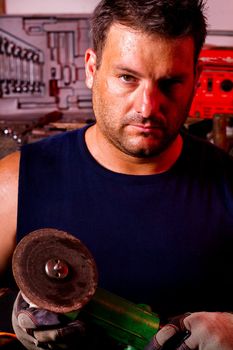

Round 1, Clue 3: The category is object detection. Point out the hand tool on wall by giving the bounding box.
[0,35,4,97]
[57,31,73,86]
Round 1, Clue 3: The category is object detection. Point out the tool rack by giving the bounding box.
[0,14,94,122]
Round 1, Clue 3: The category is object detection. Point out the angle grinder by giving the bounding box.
[12,228,161,349]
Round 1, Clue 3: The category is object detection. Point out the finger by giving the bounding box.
[34,320,86,342]
[156,313,191,346]
[144,334,164,349]
[167,313,191,332]
[144,324,189,350]
[15,291,61,329]
[156,325,177,345]
[176,343,192,350]
[144,331,192,350]
[17,308,61,329]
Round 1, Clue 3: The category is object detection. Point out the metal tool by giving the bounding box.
[12,228,160,349]
[12,228,98,313]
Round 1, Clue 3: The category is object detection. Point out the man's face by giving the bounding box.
[85,24,201,158]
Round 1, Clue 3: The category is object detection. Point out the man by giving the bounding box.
[1,0,233,349]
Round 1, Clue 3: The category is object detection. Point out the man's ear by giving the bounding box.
[85,48,97,89]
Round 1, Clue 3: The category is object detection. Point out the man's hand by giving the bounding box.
[12,292,86,350]
[12,292,121,350]
[145,312,233,350]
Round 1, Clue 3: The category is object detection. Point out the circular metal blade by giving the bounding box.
[12,228,98,313]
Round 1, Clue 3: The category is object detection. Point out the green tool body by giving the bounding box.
[80,288,160,350]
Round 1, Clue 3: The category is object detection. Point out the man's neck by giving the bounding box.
[85,125,183,175]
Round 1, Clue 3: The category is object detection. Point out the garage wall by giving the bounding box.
[206,0,233,46]
[4,0,233,47]
[4,0,99,14]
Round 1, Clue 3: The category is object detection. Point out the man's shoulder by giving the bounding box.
[21,128,86,163]
[0,151,20,213]
[25,128,82,149]
[0,151,20,184]
[182,131,233,166]
[0,151,20,277]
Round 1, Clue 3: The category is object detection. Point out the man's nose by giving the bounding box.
[134,84,160,118]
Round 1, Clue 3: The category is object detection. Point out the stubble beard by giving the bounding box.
[95,112,181,159]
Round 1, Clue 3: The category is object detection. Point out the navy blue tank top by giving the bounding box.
[17,125,233,318]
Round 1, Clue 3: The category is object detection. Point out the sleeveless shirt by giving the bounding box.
[17,125,233,319]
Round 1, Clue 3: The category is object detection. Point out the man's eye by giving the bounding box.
[159,79,182,92]
[120,75,137,83]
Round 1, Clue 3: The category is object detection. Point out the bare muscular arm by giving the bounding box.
[0,151,20,281]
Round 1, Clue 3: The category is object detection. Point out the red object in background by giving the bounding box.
[189,47,233,119]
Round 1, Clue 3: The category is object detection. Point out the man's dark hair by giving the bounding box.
[91,0,207,67]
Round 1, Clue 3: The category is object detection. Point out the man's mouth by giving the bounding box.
[129,123,164,132]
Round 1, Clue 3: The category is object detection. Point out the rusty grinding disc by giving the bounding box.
[12,228,98,313]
